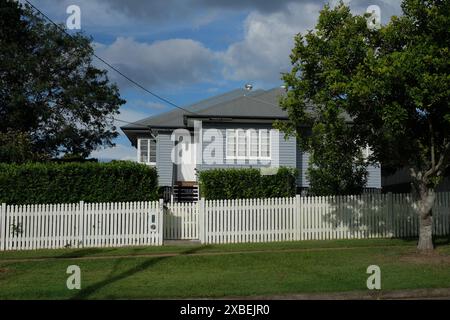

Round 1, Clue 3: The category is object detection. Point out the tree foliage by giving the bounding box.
[0,0,125,160]
[307,118,368,196]
[280,0,450,251]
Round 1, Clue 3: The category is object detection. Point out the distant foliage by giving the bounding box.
[0,162,158,204]
[198,167,298,200]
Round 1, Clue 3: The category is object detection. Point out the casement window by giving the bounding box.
[248,129,259,158]
[137,138,156,165]
[259,129,270,159]
[226,130,237,158]
[226,129,271,160]
[237,129,247,158]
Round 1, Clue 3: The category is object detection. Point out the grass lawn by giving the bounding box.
[0,238,449,299]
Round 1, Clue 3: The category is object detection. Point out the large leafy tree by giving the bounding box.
[307,117,368,196]
[280,0,450,251]
[0,0,125,161]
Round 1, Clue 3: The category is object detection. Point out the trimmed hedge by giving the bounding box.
[0,161,158,204]
[198,167,298,200]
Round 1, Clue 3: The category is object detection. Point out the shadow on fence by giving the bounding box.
[316,193,450,240]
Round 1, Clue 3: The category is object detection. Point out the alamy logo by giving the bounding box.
[366,5,382,30]
[66,265,81,290]
[66,5,81,30]
[366,265,381,290]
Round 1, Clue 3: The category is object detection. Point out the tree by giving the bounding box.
[279,0,450,251]
[0,0,125,160]
[0,130,44,163]
[307,118,368,196]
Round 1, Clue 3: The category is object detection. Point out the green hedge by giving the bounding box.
[198,167,298,200]
[0,161,158,204]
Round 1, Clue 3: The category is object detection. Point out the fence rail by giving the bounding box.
[0,201,163,251]
[1,192,450,251]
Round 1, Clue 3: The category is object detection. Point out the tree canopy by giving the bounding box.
[280,0,450,251]
[0,0,125,162]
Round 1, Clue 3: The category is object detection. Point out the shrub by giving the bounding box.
[198,167,298,200]
[0,161,158,204]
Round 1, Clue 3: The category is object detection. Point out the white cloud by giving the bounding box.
[90,144,136,162]
[220,2,322,83]
[94,37,219,90]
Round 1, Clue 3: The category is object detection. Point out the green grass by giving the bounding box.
[0,238,449,299]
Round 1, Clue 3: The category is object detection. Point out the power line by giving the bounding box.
[23,0,198,116]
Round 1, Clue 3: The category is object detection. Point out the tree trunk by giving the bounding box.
[414,182,435,252]
[417,214,433,252]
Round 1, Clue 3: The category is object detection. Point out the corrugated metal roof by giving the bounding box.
[121,88,286,130]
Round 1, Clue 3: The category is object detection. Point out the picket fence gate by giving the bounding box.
[1,192,450,251]
[164,202,199,240]
[0,201,164,251]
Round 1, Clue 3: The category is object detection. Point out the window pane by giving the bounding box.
[139,139,149,163]
[260,130,270,158]
[249,129,258,157]
[227,130,236,157]
[237,130,246,157]
[150,140,157,163]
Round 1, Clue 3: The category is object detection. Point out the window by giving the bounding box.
[248,129,259,158]
[138,138,156,165]
[226,130,236,158]
[226,129,271,160]
[237,129,247,158]
[260,129,270,159]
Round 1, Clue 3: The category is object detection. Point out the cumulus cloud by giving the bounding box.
[220,2,322,83]
[95,37,219,90]
[219,0,402,84]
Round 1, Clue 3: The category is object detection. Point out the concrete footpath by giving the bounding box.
[216,288,450,300]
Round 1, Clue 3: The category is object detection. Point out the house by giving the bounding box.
[122,87,381,201]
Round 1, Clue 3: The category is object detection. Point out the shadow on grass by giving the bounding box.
[70,245,211,300]
[57,248,116,259]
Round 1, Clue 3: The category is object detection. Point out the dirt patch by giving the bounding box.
[0,268,9,274]
[399,252,450,265]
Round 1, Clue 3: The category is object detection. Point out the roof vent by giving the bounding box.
[244,84,253,91]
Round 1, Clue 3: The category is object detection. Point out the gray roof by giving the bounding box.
[121,88,288,131]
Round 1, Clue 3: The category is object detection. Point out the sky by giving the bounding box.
[24,0,404,161]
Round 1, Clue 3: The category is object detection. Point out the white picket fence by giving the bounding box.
[199,193,450,244]
[0,201,164,251]
[1,192,450,251]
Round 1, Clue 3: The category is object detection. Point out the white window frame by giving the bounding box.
[225,129,272,160]
[247,129,259,160]
[225,129,237,159]
[236,129,247,159]
[137,138,156,166]
[259,129,271,160]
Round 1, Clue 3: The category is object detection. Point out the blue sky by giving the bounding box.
[25,0,403,161]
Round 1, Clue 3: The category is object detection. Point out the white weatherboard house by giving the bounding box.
[122,87,381,201]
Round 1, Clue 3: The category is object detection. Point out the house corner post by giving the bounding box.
[295,195,301,241]
[79,201,85,248]
[1,203,6,251]
[159,199,165,246]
